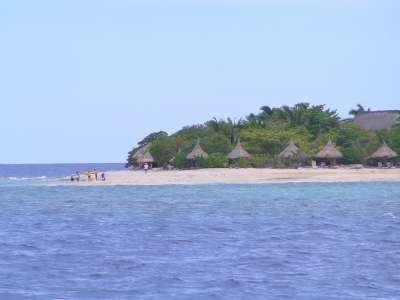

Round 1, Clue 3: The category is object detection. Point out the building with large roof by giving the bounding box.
[353,110,400,130]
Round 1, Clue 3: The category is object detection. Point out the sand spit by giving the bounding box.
[77,168,400,186]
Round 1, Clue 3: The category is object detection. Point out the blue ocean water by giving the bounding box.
[0,165,399,299]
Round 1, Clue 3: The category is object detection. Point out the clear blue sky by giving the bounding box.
[1,0,399,163]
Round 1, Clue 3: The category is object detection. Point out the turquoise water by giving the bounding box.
[0,174,399,299]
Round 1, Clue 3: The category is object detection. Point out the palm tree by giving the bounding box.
[206,117,244,144]
[292,102,309,126]
[226,118,244,144]
[259,105,273,117]
[206,117,221,133]
[251,105,273,128]
[349,104,369,116]
[245,113,264,129]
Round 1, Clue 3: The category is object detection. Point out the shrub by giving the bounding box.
[173,152,191,169]
[249,155,269,168]
[198,153,228,168]
[232,158,253,168]
[202,134,232,155]
[340,147,365,164]
[272,158,289,168]
[150,136,178,165]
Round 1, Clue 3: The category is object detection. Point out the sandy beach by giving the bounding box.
[81,168,400,185]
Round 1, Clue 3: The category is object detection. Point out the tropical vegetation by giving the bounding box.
[126,103,400,168]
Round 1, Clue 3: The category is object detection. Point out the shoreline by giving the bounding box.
[75,168,400,186]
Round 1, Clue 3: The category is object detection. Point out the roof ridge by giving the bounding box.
[357,110,400,114]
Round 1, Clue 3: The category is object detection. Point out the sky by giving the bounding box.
[0,0,399,163]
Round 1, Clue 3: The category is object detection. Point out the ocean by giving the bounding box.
[0,164,399,299]
[0,163,125,180]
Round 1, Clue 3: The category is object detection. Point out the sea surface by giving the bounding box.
[0,165,399,299]
[0,163,125,181]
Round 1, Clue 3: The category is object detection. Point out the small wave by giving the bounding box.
[7,176,48,181]
[384,212,397,219]
[222,278,242,288]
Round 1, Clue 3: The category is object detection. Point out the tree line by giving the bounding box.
[126,103,400,168]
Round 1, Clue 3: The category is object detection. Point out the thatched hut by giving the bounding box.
[133,143,151,160]
[370,142,398,166]
[186,139,208,161]
[227,140,251,160]
[137,151,154,165]
[315,140,342,167]
[131,144,154,167]
[279,142,300,159]
[279,142,308,166]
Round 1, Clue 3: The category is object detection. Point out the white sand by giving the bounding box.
[79,168,400,185]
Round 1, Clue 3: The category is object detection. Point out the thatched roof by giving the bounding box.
[315,140,343,159]
[133,143,151,159]
[137,151,154,164]
[279,142,300,159]
[370,142,398,159]
[186,139,208,160]
[133,144,154,164]
[354,110,400,130]
[227,140,251,160]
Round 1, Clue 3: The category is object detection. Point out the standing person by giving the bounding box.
[93,169,98,181]
[101,173,106,181]
[144,163,149,174]
[75,171,80,182]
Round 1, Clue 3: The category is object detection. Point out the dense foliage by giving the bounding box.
[126,103,400,168]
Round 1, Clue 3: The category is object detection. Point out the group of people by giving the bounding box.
[70,169,106,182]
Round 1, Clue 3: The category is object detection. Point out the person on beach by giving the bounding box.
[101,173,106,181]
[144,163,149,174]
[93,169,98,181]
[87,172,92,181]
[75,171,80,182]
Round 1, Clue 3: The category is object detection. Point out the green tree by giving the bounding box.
[150,135,185,166]
[126,131,168,167]
[202,134,232,155]
[333,123,379,164]
[241,124,311,155]
[198,153,229,168]
[173,151,191,169]
[205,117,244,144]
[127,102,396,168]
[303,105,339,137]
